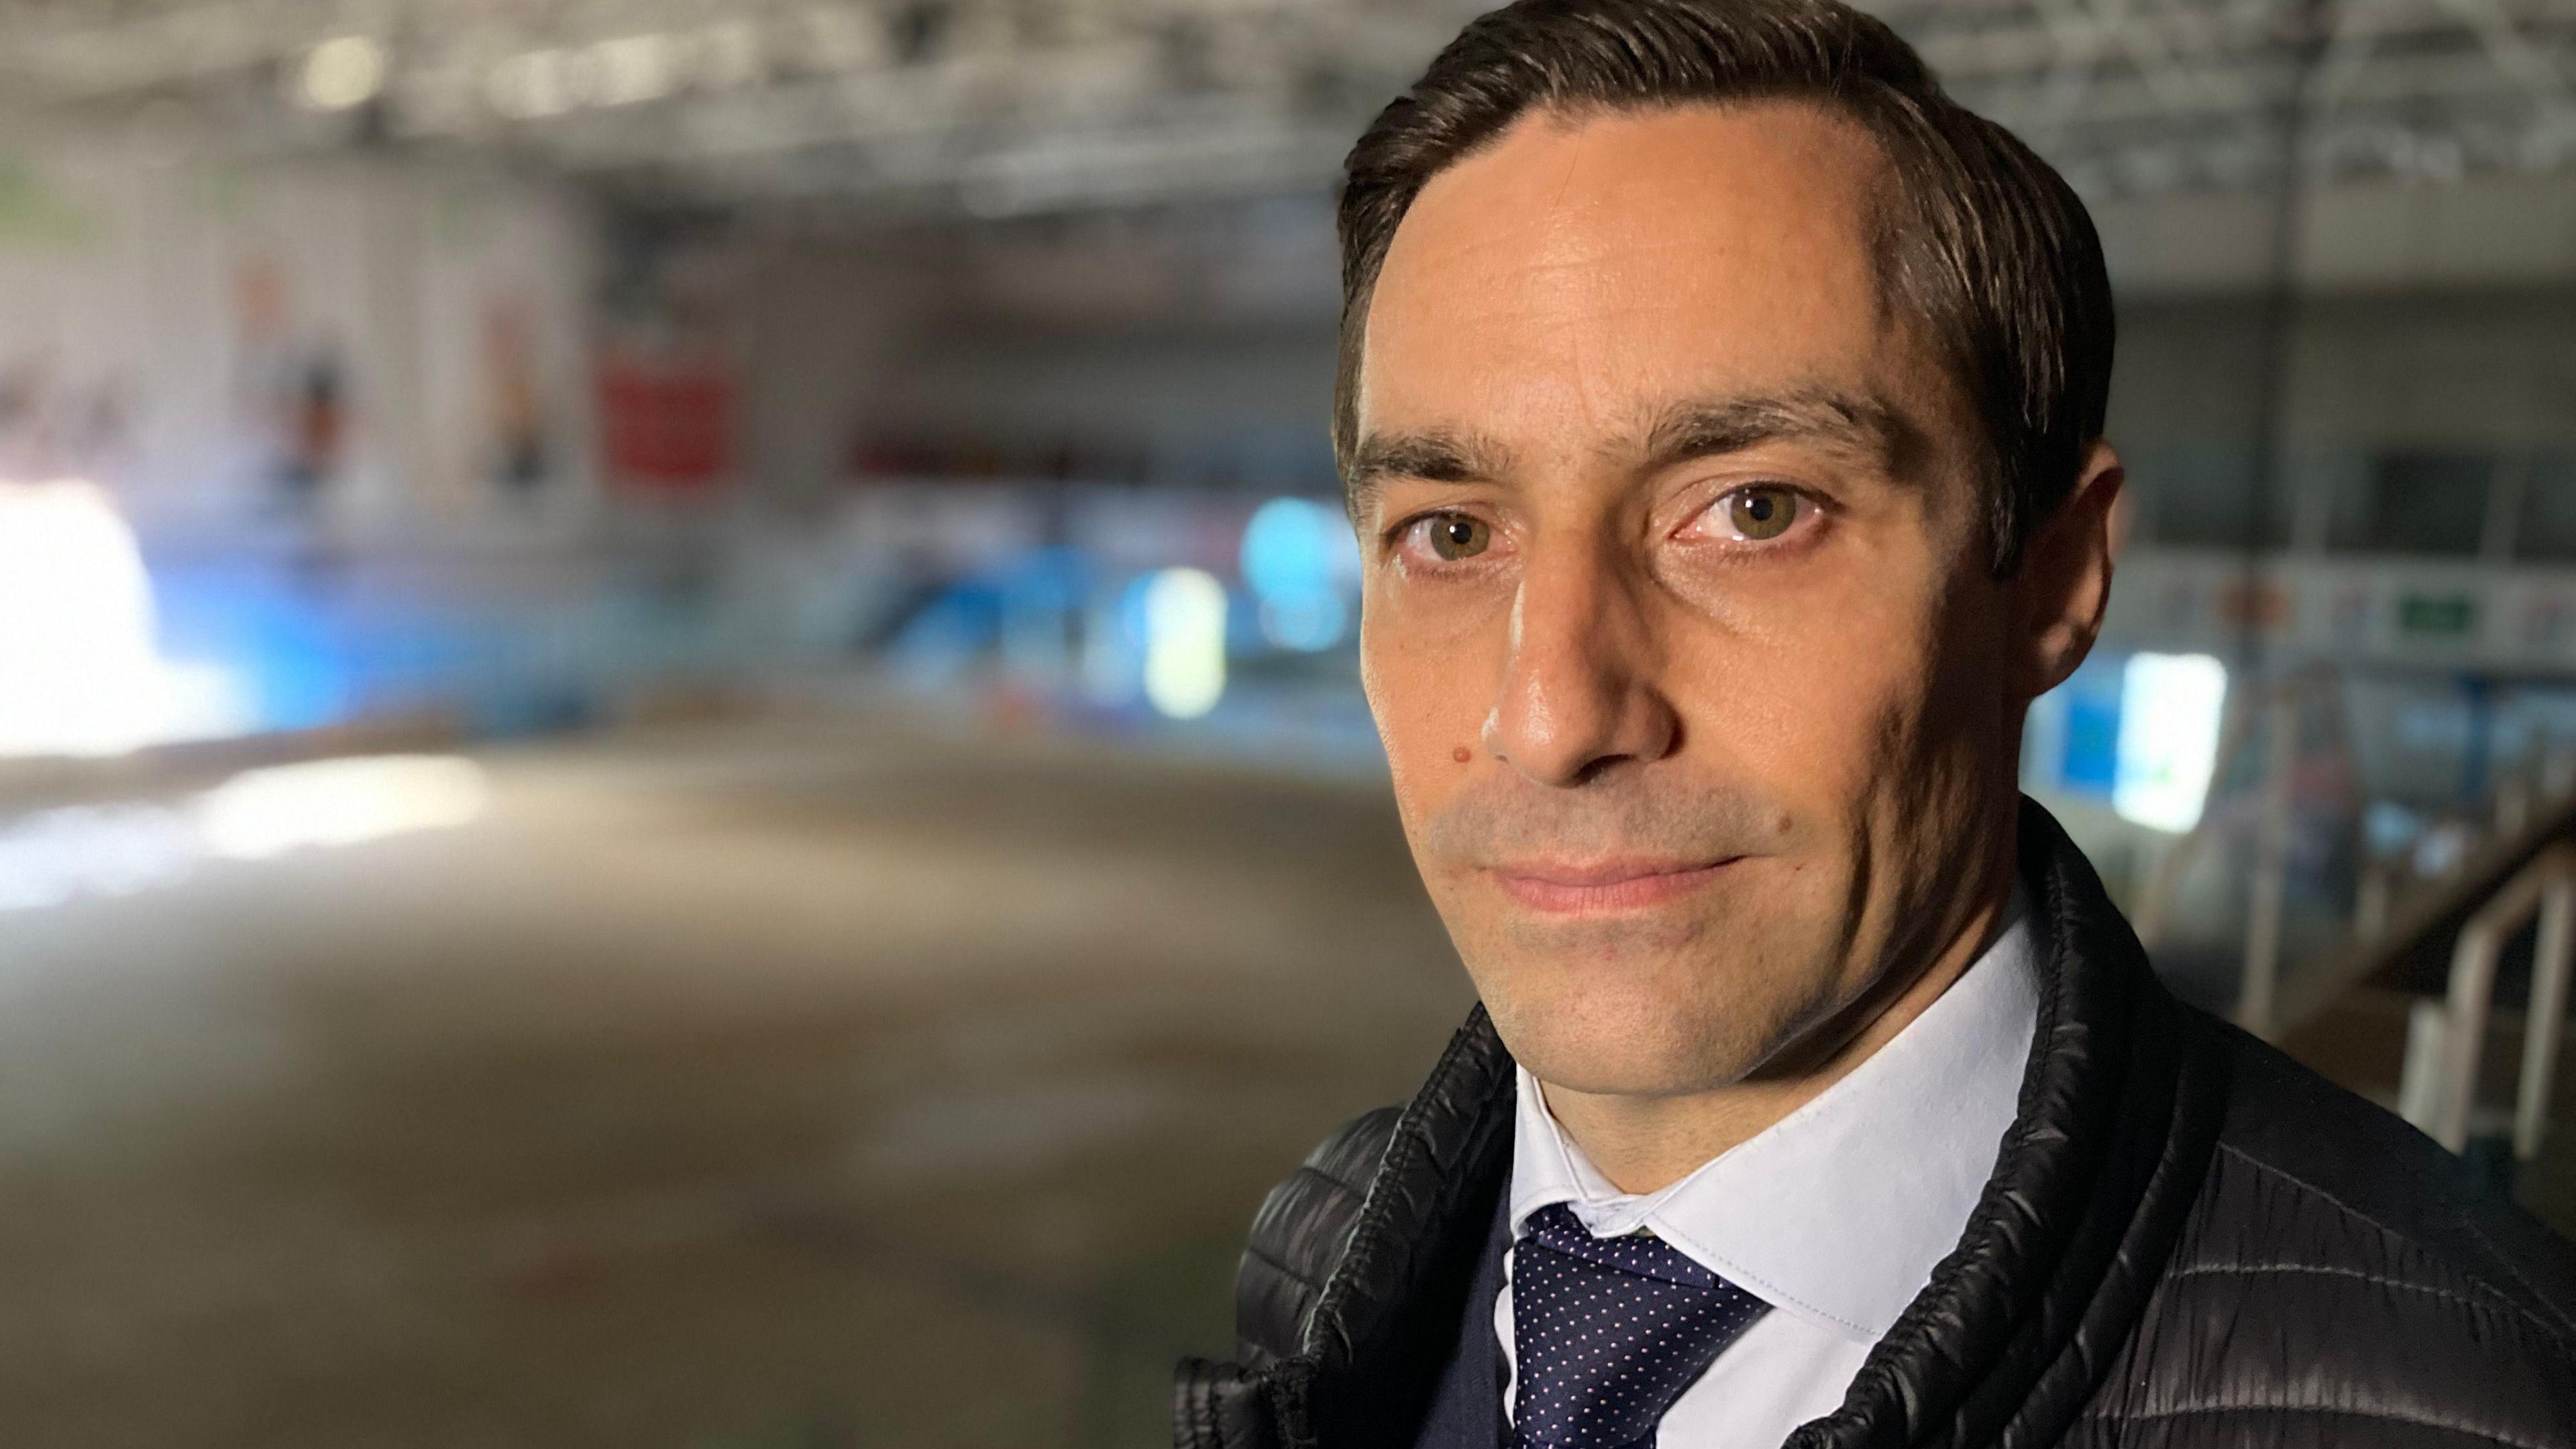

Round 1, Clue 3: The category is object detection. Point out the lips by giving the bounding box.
[1486,857,1741,914]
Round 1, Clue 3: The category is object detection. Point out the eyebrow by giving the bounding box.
[1638,388,1911,475]
[1345,386,1918,512]
[1344,429,1516,514]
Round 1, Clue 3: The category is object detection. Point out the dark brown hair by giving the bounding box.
[1335,0,2114,576]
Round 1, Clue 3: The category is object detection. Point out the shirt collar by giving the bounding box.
[1507,888,2040,1343]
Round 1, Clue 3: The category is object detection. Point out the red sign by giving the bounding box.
[596,349,734,494]
[2216,580,2291,632]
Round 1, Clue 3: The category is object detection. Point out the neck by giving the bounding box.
[1540,836,2022,1195]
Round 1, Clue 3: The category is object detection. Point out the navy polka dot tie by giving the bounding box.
[1509,1203,1770,1449]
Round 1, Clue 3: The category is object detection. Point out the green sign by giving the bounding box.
[2398,592,2479,637]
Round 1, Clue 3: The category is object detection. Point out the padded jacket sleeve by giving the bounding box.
[1235,1106,1404,1368]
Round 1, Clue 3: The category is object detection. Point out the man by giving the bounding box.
[1174,2,2576,1447]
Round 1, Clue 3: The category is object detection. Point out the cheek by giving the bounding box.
[1361,574,1510,722]
[1360,604,1491,815]
[1350,580,1504,840]
[1662,564,1945,808]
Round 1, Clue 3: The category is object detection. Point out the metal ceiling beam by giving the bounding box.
[1,0,2575,209]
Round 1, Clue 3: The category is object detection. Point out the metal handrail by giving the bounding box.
[2277,778,2576,1038]
[2397,843,2576,1157]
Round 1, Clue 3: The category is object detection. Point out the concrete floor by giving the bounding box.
[0,714,1472,1448]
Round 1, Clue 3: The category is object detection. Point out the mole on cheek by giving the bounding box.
[1452,745,1473,764]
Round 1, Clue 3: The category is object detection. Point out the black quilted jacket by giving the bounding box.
[1175,802,2576,1448]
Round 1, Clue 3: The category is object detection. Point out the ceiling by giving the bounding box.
[5,0,2575,213]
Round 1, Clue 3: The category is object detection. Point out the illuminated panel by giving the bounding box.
[2112,652,2229,833]
[1141,568,1228,720]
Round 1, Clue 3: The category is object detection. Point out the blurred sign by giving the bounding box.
[2216,580,2290,632]
[2328,584,2377,647]
[484,300,554,496]
[2398,592,2479,638]
[596,348,733,494]
[2524,593,2576,653]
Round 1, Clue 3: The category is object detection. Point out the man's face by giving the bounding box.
[1353,103,2036,1099]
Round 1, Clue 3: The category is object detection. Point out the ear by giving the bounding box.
[2013,441,2124,702]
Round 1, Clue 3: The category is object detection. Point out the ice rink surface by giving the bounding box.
[0,713,1471,1448]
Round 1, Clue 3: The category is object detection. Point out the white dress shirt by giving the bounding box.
[1497,892,2039,1448]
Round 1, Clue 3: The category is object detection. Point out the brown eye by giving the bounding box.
[1427,513,1491,561]
[1725,486,1799,541]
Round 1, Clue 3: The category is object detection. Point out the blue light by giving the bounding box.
[2053,653,2126,796]
[1242,498,1353,601]
[1260,591,1349,653]
[1242,497,1357,652]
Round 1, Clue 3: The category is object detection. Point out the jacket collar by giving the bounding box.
[1289,798,2231,1449]
[1794,801,2230,1449]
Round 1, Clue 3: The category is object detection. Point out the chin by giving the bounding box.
[1433,861,1854,1095]
[1479,964,1779,1099]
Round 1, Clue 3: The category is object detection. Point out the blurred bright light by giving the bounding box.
[0,805,199,912]
[0,755,491,913]
[1241,497,1350,598]
[1241,496,1357,652]
[0,480,248,759]
[298,36,388,111]
[197,756,490,861]
[1141,568,1228,720]
[2112,653,2228,833]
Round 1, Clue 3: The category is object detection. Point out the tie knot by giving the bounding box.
[1509,1203,1769,1449]
[1520,1204,1717,1291]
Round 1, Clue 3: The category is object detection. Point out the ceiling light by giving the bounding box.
[298,35,388,112]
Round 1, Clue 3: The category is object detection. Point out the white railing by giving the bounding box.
[2396,844,2576,1158]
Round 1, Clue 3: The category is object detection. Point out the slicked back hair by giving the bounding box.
[1336,0,2114,577]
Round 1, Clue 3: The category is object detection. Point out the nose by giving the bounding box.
[1482,537,1679,787]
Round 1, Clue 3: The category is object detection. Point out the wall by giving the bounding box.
[0,128,599,543]
[0,128,706,750]
[750,176,2576,521]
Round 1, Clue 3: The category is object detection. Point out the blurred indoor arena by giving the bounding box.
[7,1,2576,1444]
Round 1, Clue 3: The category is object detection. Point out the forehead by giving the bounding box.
[1358,101,1931,456]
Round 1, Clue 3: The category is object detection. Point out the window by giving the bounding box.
[2124,445,2290,549]
[2515,451,2576,561]
[2324,451,2491,557]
